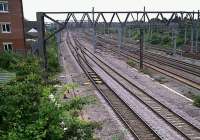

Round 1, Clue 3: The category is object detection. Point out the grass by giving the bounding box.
[127,59,137,67]
[111,131,126,140]
[140,68,153,77]
[154,76,169,84]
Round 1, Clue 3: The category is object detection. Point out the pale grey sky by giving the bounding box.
[22,0,200,20]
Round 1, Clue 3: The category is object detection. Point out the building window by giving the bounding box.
[0,1,8,12]
[1,23,11,33]
[3,42,13,52]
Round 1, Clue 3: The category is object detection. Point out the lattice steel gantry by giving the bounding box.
[36,9,200,78]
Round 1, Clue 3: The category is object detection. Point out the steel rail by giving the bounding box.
[97,34,200,76]
[73,35,200,140]
[88,34,200,90]
[106,45,200,90]
[86,32,200,71]
[65,32,162,140]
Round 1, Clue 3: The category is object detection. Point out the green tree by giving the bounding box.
[0,52,96,140]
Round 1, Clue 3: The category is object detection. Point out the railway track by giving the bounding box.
[84,33,200,90]
[72,33,200,140]
[142,51,200,77]
[97,34,200,77]
[101,44,200,90]
[65,32,162,140]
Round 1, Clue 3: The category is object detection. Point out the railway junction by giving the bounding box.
[34,10,200,139]
[33,8,200,140]
[1,0,200,139]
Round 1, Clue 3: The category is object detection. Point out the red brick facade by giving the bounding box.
[0,0,26,53]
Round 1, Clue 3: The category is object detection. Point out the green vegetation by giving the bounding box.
[96,24,200,51]
[150,32,162,45]
[154,76,168,84]
[127,59,137,67]
[176,35,184,47]
[140,68,153,77]
[0,38,96,139]
[47,35,60,75]
[111,133,124,140]
[132,30,140,40]
[193,95,200,107]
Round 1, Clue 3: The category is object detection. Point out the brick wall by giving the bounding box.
[0,0,26,53]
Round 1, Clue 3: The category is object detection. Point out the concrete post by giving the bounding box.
[128,26,131,38]
[92,7,96,51]
[172,29,177,55]
[117,25,124,49]
[117,26,121,49]
[104,23,106,35]
[140,29,144,70]
[184,27,187,44]
[195,23,199,53]
[191,25,194,53]
[148,24,151,41]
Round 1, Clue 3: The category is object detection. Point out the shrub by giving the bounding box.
[161,34,171,45]
[0,52,21,71]
[193,95,200,107]
[0,51,96,139]
[47,36,60,74]
[150,33,161,44]
[176,36,184,47]
[132,31,140,40]
[0,52,41,77]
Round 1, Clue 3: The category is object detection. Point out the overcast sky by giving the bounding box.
[22,0,200,21]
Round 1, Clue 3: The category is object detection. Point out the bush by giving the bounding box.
[150,33,161,44]
[0,52,41,77]
[176,36,184,47]
[0,52,22,71]
[162,44,171,49]
[161,34,171,45]
[193,95,200,107]
[47,35,60,74]
[0,52,96,139]
[132,31,140,40]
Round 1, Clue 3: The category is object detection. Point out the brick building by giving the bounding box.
[0,0,26,53]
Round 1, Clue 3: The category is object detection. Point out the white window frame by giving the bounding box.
[3,42,13,52]
[0,1,8,13]
[1,22,11,33]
